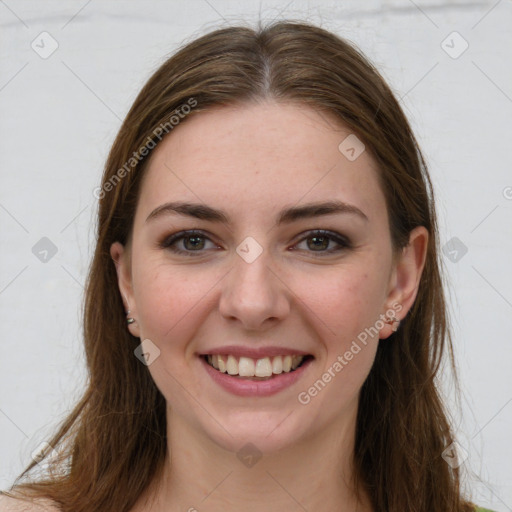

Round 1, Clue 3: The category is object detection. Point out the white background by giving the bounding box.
[0,1,511,510]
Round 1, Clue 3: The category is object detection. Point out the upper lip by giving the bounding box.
[198,345,312,359]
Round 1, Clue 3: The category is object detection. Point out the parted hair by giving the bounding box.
[3,20,476,512]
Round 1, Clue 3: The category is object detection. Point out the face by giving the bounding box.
[111,100,427,455]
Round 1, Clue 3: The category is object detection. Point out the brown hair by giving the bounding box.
[2,20,477,512]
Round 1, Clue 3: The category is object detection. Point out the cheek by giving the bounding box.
[132,258,222,348]
[295,264,387,341]
[131,262,216,400]
[293,263,386,386]
[294,272,382,416]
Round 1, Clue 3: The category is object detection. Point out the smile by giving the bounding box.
[199,352,314,397]
[204,354,310,379]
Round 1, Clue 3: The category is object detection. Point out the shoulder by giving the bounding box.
[0,495,60,512]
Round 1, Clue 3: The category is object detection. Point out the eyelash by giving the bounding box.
[159,229,352,257]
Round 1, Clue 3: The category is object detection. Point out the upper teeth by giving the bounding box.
[206,354,305,377]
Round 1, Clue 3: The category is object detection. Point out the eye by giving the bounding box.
[292,230,351,255]
[159,230,219,256]
[159,229,351,257]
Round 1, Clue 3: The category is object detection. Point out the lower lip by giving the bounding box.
[200,356,313,397]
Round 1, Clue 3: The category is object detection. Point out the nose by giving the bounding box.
[218,247,291,331]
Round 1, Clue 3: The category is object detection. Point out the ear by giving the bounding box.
[110,241,140,338]
[379,226,429,339]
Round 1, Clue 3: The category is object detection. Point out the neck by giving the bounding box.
[134,403,372,512]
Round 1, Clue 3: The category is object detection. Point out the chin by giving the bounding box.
[202,409,315,457]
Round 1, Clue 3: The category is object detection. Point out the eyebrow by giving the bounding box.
[146,200,368,225]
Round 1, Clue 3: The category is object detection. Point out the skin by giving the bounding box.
[111,100,428,512]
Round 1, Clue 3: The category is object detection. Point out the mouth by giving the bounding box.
[201,354,314,381]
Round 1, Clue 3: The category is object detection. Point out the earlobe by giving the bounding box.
[379,226,429,340]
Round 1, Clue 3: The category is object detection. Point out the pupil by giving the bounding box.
[309,236,328,251]
[185,236,204,250]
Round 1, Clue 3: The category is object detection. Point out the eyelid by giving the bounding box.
[291,229,350,247]
[159,229,351,256]
[159,229,220,254]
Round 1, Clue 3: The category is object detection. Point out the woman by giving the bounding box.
[0,20,495,512]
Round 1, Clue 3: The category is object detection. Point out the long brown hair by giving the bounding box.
[3,21,478,512]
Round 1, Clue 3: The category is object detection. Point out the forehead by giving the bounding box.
[136,100,386,225]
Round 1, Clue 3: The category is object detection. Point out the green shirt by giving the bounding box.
[476,508,497,512]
